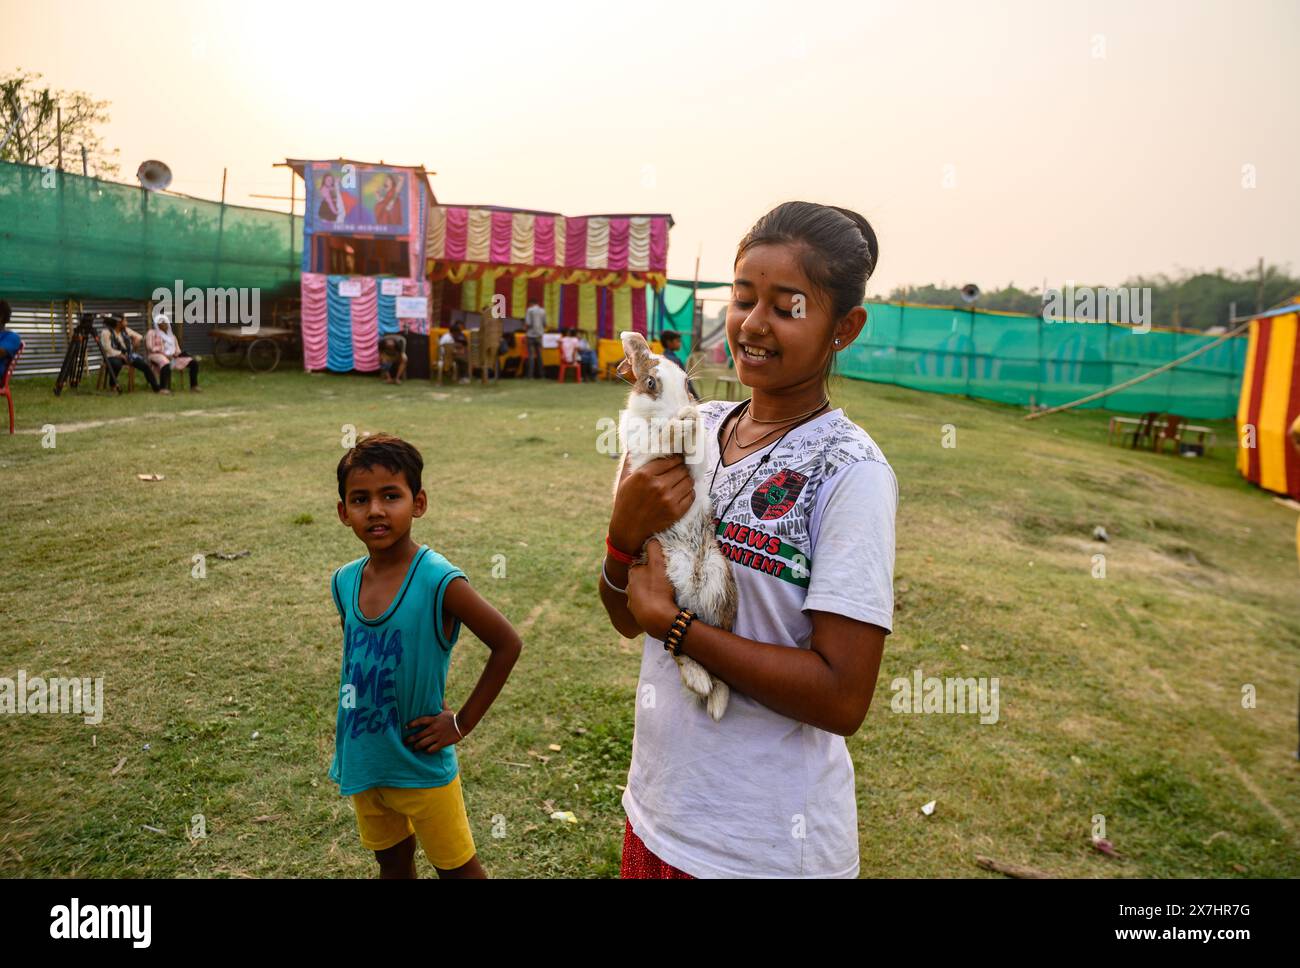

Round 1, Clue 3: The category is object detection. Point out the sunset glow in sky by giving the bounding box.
[3,0,1297,292]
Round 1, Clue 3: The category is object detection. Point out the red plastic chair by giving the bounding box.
[557,338,582,384]
[2,342,23,434]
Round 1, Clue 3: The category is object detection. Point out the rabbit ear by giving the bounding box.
[620,330,652,375]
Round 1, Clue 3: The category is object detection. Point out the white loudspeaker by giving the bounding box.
[136,160,173,191]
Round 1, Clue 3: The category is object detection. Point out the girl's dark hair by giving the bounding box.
[735,201,878,320]
[337,432,423,501]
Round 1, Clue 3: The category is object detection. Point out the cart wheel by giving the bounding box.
[247,338,281,372]
[213,338,244,368]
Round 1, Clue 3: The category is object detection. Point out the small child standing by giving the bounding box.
[330,433,522,878]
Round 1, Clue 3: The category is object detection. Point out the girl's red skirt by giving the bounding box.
[620,818,694,879]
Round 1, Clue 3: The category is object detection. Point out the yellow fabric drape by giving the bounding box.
[511,275,528,319]
[425,260,667,291]
[613,285,633,334]
[1236,321,1260,478]
[511,213,535,265]
[543,281,559,331]
[578,284,597,330]
[627,216,651,272]
[427,206,447,259]
[466,209,492,263]
[460,278,479,313]
[585,217,610,270]
[1258,313,1297,494]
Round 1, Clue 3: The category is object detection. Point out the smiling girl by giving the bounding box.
[599,201,897,878]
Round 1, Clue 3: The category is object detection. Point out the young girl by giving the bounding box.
[599,202,897,878]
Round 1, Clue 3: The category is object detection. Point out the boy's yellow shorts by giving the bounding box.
[350,775,477,870]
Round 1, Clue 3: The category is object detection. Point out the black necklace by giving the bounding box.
[709,399,829,525]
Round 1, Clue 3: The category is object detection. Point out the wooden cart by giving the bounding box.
[211,326,299,372]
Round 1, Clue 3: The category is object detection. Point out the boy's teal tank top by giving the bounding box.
[328,544,465,795]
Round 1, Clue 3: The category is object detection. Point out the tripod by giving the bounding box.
[53,314,110,396]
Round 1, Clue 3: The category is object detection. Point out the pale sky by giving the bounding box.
[2,0,1297,292]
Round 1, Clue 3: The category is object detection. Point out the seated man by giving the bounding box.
[0,300,22,381]
[438,322,470,384]
[100,315,166,394]
[659,330,698,399]
[575,329,599,380]
[379,334,408,385]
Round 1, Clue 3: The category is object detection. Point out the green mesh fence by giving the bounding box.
[0,160,302,300]
[658,283,1244,419]
[841,303,1246,419]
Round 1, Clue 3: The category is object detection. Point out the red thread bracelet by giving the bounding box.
[605,535,637,565]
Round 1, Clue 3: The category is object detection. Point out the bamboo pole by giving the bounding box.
[1024,319,1252,420]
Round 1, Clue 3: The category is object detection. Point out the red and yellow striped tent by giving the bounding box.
[1237,301,1300,499]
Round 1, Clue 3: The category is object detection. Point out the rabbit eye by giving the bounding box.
[646,377,656,392]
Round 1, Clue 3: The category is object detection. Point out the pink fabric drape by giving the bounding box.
[533,215,556,266]
[631,285,647,335]
[490,211,513,264]
[444,207,468,261]
[350,278,379,372]
[564,217,587,269]
[607,218,630,271]
[301,273,329,371]
[650,217,668,272]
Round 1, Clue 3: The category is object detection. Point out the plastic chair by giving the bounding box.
[1154,413,1187,454]
[1121,411,1160,450]
[557,339,582,383]
[2,342,23,434]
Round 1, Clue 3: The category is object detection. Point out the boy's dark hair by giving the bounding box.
[661,330,681,345]
[337,433,423,501]
[0,299,10,328]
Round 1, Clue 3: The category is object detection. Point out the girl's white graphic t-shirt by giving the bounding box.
[622,401,897,878]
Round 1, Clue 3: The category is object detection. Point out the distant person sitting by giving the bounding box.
[147,314,200,392]
[659,330,698,399]
[379,334,408,384]
[100,315,166,394]
[439,321,470,384]
[0,300,22,381]
[523,298,546,379]
[576,329,598,380]
[559,328,580,375]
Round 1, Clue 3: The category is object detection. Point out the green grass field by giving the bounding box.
[1,361,1297,878]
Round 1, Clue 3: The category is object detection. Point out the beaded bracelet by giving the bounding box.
[662,608,696,657]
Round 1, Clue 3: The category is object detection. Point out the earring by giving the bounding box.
[834,338,841,345]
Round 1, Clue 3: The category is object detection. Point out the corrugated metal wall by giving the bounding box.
[5,299,227,377]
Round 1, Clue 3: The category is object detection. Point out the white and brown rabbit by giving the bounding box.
[614,331,737,720]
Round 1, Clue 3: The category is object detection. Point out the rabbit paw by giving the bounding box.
[705,680,730,721]
[675,656,713,699]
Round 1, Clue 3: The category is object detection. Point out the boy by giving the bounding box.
[378,335,407,384]
[331,433,522,878]
[0,300,22,381]
[659,330,698,400]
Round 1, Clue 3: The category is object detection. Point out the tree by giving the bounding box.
[0,69,120,177]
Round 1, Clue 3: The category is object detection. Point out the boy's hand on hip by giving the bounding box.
[404,701,461,753]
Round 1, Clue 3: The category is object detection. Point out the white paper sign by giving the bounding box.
[395,296,428,319]
[380,278,404,296]
[542,333,560,349]
[338,280,363,298]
